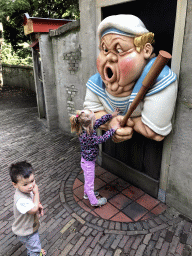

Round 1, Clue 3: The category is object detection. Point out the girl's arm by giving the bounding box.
[94,114,113,129]
[91,128,116,145]
[94,109,119,130]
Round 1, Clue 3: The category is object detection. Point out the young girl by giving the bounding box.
[70,109,120,207]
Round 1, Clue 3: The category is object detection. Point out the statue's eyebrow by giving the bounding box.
[101,36,129,49]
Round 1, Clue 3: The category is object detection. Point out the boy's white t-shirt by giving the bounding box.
[12,188,40,236]
[16,197,35,214]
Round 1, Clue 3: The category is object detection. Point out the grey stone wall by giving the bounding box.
[2,64,35,92]
[79,0,97,84]
[50,20,83,133]
[63,47,81,74]
[166,1,192,219]
[48,0,97,133]
[39,33,59,130]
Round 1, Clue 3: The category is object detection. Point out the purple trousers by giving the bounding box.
[81,157,98,205]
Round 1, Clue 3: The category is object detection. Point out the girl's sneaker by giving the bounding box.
[91,197,107,207]
[84,191,99,199]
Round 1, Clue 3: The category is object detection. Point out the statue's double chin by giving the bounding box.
[105,81,119,92]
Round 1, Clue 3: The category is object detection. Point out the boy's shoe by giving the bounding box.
[84,191,99,199]
[40,249,47,256]
[91,197,107,207]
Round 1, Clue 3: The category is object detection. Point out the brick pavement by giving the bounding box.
[0,87,192,256]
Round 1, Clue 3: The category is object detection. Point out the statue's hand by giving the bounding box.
[109,116,134,143]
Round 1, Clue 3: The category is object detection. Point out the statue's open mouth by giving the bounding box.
[107,67,113,79]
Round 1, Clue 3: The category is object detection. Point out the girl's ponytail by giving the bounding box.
[70,109,93,136]
[70,110,83,135]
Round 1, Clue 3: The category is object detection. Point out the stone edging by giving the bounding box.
[2,63,33,69]
[59,164,181,235]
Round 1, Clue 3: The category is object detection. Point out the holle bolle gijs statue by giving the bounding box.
[83,15,177,143]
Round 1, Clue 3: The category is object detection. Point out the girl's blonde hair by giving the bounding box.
[134,32,155,53]
[69,110,93,136]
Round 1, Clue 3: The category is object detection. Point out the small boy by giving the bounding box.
[9,161,46,256]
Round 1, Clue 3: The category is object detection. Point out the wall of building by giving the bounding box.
[49,20,82,132]
[76,0,192,218]
[47,0,97,133]
[166,1,192,219]
[33,0,192,218]
[48,0,97,133]
[38,34,59,130]
[79,0,97,84]
[2,64,35,92]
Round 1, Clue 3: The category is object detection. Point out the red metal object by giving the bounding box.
[29,40,39,51]
[23,13,73,35]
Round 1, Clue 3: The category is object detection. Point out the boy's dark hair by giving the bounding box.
[9,161,34,184]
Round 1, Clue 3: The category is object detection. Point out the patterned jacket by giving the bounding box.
[79,114,115,161]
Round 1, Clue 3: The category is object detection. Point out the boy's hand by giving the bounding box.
[32,183,39,195]
[38,203,44,217]
[28,183,40,215]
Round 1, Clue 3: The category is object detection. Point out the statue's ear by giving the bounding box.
[143,43,153,59]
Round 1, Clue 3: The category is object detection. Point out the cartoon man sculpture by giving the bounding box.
[83,15,177,143]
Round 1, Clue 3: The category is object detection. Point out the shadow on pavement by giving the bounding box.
[0,86,37,110]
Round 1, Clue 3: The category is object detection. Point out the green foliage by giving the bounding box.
[0,0,33,51]
[32,0,79,20]
[62,4,80,20]
[0,0,79,58]
[1,41,33,66]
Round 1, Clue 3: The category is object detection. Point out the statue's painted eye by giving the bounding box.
[102,43,108,53]
[103,46,108,53]
[116,48,123,53]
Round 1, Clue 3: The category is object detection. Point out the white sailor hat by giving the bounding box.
[98,14,149,39]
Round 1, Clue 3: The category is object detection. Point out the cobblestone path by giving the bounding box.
[0,87,192,256]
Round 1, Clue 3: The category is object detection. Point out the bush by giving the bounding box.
[1,41,33,66]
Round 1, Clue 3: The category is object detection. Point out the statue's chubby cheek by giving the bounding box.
[118,58,135,83]
[118,54,143,85]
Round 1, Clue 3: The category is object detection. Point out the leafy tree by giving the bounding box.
[0,0,79,61]
[1,41,33,66]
